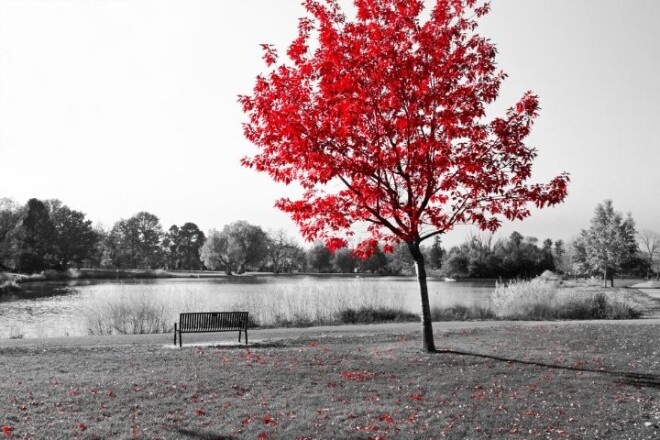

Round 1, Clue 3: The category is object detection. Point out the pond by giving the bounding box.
[0,276,495,339]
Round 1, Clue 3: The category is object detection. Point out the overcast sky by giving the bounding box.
[1,0,659,248]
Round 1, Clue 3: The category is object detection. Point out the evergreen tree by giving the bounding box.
[16,199,56,272]
[573,200,638,287]
[428,236,445,270]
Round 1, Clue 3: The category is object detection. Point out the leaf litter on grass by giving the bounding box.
[0,323,658,439]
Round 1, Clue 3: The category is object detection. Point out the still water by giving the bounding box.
[0,276,495,339]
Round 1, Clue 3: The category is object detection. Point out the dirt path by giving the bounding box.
[1,317,658,350]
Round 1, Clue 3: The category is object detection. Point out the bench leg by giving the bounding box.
[238,330,241,343]
[173,323,177,346]
[245,328,248,346]
[179,331,183,348]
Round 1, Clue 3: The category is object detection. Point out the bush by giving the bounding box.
[491,278,642,320]
[339,307,419,324]
[431,304,495,321]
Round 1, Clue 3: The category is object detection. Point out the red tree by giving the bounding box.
[240,0,569,352]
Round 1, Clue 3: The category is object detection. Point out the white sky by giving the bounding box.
[1,0,659,248]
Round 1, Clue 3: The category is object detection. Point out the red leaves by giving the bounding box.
[339,370,394,382]
[379,413,395,424]
[77,423,87,431]
[262,415,277,426]
[260,44,278,66]
[325,237,348,252]
[195,408,206,416]
[243,0,569,255]
[2,426,13,439]
[353,239,379,259]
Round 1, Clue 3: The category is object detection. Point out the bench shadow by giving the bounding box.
[435,349,660,390]
[209,340,290,349]
[174,427,234,440]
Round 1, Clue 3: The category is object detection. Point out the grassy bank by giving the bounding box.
[0,322,658,439]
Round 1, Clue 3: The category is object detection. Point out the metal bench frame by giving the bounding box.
[174,311,249,347]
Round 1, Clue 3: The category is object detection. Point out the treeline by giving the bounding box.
[441,200,656,281]
[441,232,560,279]
[2,197,654,280]
[0,197,443,275]
[0,198,209,273]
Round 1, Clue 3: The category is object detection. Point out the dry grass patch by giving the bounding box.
[0,323,658,439]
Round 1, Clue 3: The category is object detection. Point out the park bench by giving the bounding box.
[174,311,249,347]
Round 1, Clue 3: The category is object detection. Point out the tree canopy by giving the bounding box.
[241,0,569,256]
[200,221,269,275]
[241,0,569,351]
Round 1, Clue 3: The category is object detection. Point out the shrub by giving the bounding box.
[491,278,641,320]
[431,304,495,321]
[339,307,419,324]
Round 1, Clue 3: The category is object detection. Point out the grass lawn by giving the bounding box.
[1,322,658,439]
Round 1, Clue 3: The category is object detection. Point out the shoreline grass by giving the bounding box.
[0,322,657,438]
[3,274,653,339]
[79,279,645,337]
[492,278,642,320]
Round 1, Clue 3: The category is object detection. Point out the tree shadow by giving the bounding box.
[435,349,660,390]
[174,428,234,440]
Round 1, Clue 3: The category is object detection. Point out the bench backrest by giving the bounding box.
[179,312,249,331]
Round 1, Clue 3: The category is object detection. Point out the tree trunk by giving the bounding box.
[408,241,436,353]
[603,267,608,288]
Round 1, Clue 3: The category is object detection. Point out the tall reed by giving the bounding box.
[491,278,641,320]
[81,280,411,334]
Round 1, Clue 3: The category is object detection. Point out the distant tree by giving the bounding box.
[494,232,550,278]
[428,236,445,270]
[85,224,109,268]
[637,229,660,278]
[109,212,163,269]
[48,204,99,269]
[164,223,205,270]
[265,229,303,273]
[386,242,415,275]
[0,198,23,270]
[332,248,357,273]
[282,243,308,273]
[307,241,333,273]
[15,198,56,272]
[358,245,388,274]
[441,246,471,279]
[199,221,268,275]
[541,239,554,272]
[162,225,180,269]
[552,239,569,273]
[199,229,225,272]
[442,232,553,279]
[573,200,638,287]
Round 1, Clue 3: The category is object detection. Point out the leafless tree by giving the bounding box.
[637,229,660,278]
